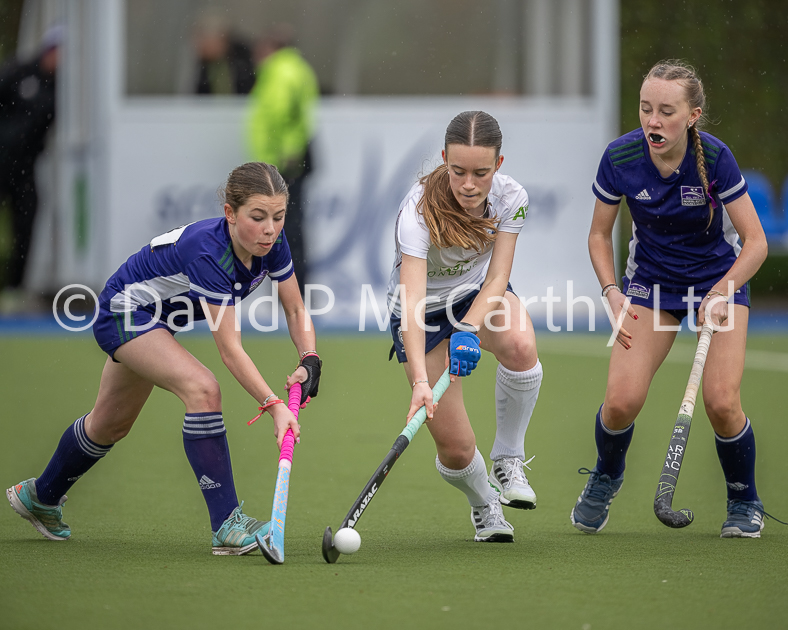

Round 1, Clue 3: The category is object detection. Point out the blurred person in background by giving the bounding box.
[0,24,61,313]
[193,13,255,95]
[247,24,318,293]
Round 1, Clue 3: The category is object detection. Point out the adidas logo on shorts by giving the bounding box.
[199,475,221,490]
[634,189,651,201]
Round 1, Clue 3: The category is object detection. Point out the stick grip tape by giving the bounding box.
[279,383,302,464]
[400,368,451,443]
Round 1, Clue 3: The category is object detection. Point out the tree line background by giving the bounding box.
[1,0,785,299]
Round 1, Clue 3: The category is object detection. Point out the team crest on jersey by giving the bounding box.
[681,186,705,206]
[248,271,269,292]
[626,283,650,299]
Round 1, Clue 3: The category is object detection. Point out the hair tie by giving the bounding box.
[706,179,718,210]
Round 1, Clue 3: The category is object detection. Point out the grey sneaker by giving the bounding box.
[570,467,623,534]
[471,498,514,542]
[211,502,270,555]
[721,499,765,538]
[489,456,537,510]
[7,478,71,540]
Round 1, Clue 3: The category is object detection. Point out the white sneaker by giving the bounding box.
[471,498,514,542]
[489,456,537,510]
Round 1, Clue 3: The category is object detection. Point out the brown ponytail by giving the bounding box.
[418,111,502,252]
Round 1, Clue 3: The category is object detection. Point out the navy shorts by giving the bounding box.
[93,305,174,361]
[388,284,514,363]
[622,276,750,323]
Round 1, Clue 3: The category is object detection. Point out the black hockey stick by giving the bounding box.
[322,368,451,563]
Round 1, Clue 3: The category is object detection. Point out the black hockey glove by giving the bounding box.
[298,353,322,405]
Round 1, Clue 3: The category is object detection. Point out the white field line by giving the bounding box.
[539,337,788,373]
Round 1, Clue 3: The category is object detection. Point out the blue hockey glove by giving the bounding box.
[449,330,481,377]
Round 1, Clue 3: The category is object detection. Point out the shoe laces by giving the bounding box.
[578,467,616,502]
[728,500,788,525]
[499,456,535,484]
[477,499,509,528]
[227,501,256,531]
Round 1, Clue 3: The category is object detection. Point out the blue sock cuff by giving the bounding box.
[74,415,113,459]
[183,412,226,441]
[715,417,751,443]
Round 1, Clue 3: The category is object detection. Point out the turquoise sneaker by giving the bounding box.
[211,502,270,555]
[6,478,71,540]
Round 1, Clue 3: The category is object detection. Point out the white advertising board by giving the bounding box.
[73,97,611,330]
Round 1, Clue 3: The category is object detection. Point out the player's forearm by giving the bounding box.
[220,346,276,404]
[284,307,316,357]
[462,273,509,329]
[402,325,428,381]
[588,231,618,288]
[713,236,768,295]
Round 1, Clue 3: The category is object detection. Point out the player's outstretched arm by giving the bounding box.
[588,198,637,347]
[206,301,299,448]
[278,275,321,403]
[400,254,435,422]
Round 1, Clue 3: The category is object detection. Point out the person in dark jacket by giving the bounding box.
[0,25,61,311]
[193,15,255,95]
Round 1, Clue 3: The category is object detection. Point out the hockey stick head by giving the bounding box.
[654,498,694,528]
[257,531,284,564]
[322,526,341,563]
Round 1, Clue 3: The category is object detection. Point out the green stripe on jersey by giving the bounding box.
[701,141,719,165]
[609,139,641,157]
[113,313,125,342]
[218,244,233,272]
[701,141,720,155]
[612,151,644,166]
[218,244,234,275]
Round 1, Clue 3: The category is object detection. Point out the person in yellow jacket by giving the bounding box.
[247,27,319,291]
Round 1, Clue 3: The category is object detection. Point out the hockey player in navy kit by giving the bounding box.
[570,60,774,538]
[7,162,322,554]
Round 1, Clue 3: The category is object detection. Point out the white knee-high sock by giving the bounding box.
[436,448,497,507]
[490,360,543,461]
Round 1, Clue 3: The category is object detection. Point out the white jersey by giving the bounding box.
[386,172,529,317]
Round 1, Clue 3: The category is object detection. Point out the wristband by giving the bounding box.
[454,321,478,333]
[247,398,284,425]
[602,284,621,298]
[300,350,318,359]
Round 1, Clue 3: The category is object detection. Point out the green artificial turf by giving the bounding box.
[1,333,787,630]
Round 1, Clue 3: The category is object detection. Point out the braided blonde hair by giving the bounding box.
[644,60,713,227]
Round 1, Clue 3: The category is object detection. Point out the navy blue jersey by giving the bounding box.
[98,217,293,328]
[592,129,748,291]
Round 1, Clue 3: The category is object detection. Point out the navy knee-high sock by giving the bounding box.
[595,406,634,479]
[36,414,114,505]
[182,412,239,531]
[715,417,759,502]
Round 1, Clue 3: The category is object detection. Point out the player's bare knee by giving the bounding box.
[436,442,476,470]
[704,396,740,428]
[181,373,222,411]
[495,334,536,371]
[603,397,642,429]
